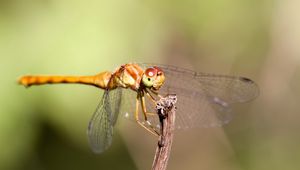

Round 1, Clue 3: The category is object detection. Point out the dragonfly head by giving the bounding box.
[142,66,165,90]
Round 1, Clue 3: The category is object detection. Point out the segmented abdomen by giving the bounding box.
[19,71,112,89]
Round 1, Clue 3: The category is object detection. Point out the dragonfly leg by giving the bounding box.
[140,94,160,135]
[141,90,156,116]
[144,89,157,107]
[135,94,159,136]
[143,90,161,116]
[149,89,163,99]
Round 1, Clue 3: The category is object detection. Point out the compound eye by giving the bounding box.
[145,67,157,77]
[154,66,163,75]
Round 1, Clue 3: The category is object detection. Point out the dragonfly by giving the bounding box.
[18,63,259,153]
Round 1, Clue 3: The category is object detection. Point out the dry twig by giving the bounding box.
[152,94,177,170]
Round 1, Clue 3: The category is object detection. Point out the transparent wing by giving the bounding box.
[87,88,122,153]
[141,64,259,129]
[109,88,123,125]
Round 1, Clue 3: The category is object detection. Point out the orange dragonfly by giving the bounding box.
[19,63,259,153]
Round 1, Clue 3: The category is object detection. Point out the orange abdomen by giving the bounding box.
[19,71,112,89]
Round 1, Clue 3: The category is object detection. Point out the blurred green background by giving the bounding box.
[1,0,300,170]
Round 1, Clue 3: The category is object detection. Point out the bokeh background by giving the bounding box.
[1,0,300,170]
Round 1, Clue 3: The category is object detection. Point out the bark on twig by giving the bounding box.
[152,94,177,170]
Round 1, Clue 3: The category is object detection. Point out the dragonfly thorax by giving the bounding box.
[108,64,144,91]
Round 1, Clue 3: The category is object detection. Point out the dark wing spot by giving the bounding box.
[240,77,254,83]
